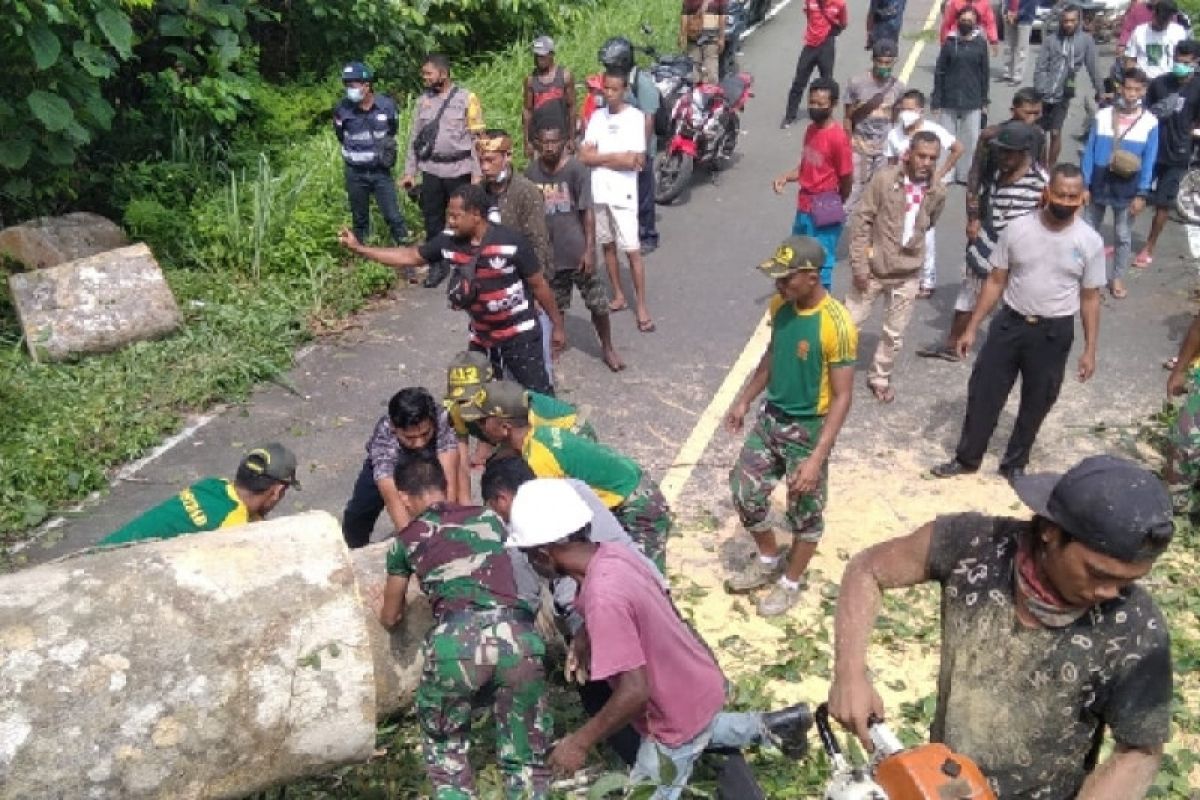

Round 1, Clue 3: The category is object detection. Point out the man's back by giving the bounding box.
[522,425,642,507]
[387,502,523,617]
[101,477,248,545]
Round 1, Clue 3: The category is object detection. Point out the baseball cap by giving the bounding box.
[446,351,494,401]
[1012,455,1173,563]
[758,235,826,279]
[993,121,1038,152]
[532,36,555,56]
[457,380,529,423]
[341,62,373,83]
[506,478,594,548]
[239,442,301,489]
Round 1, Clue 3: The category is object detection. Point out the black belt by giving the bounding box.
[427,149,473,164]
[1002,306,1072,325]
[438,606,535,627]
[763,401,796,421]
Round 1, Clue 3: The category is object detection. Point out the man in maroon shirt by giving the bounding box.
[506,479,812,796]
[781,0,849,129]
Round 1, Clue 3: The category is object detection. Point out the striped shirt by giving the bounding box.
[967,164,1047,276]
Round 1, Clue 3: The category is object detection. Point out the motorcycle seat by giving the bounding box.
[719,74,748,102]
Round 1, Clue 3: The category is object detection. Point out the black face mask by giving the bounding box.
[808,107,832,124]
[1047,203,1077,221]
[957,22,975,35]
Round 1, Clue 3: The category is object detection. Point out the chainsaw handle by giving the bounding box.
[814,703,844,758]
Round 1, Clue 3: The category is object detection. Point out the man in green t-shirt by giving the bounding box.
[724,236,857,617]
[100,443,300,546]
[461,380,672,571]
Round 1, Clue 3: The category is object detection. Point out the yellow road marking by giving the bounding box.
[658,0,941,508]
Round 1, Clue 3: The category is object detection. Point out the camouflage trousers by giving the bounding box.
[729,405,827,542]
[417,613,551,799]
[550,267,610,316]
[1170,366,1200,485]
[614,472,673,572]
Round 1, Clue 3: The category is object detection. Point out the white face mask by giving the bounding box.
[346,86,365,103]
[898,109,922,128]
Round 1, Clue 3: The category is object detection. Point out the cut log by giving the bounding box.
[0,211,128,269]
[0,511,433,799]
[6,242,182,361]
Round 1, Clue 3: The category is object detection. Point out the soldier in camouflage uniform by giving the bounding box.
[463,380,672,571]
[725,236,857,617]
[1166,312,1200,494]
[378,458,550,799]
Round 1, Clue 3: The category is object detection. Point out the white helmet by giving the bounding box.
[506,478,594,549]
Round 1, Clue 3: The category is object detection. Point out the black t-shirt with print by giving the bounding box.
[926,513,1172,800]
[419,223,540,348]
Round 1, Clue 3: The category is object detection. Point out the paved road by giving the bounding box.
[13,0,1197,567]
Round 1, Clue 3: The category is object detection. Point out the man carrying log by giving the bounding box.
[378,458,550,799]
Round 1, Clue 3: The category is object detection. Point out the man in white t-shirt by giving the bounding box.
[581,70,656,333]
[1125,0,1188,80]
[884,89,964,296]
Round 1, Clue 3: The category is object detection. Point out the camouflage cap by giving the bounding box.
[757,235,826,279]
[446,350,495,401]
[458,380,529,423]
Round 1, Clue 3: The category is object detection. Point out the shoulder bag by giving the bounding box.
[413,87,460,162]
[850,77,897,129]
[1106,108,1145,181]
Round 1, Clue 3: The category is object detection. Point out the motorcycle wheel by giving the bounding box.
[1177,168,1200,224]
[655,150,694,204]
[719,114,740,161]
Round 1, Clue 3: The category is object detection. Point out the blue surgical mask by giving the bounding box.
[346,86,365,103]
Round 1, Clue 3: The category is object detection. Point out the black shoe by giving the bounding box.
[423,261,450,288]
[763,703,812,758]
[999,465,1026,482]
[641,238,659,254]
[780,116,795,129]
[931,460,978,478]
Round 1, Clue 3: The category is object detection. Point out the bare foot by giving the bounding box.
[602,349,626,372]
[609,297,628,313]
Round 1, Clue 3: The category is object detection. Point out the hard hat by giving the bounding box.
[506,479,594,549]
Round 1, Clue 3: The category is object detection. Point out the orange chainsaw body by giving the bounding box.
[874,743,996,800]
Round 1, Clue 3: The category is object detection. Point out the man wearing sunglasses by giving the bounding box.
[829,455,1174,799]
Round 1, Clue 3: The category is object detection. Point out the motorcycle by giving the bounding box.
[654,67,754,204]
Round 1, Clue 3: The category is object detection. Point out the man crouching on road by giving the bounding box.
[506,479,812,799]
[829,455,1174,798]
[724,235,857,617]
[378,458,550,799]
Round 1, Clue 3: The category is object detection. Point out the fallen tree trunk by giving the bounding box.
[0,511,433,799]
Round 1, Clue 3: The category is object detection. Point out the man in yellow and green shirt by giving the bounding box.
[724,235,857,617]
[100,443,300,546]
[460,380,671,570]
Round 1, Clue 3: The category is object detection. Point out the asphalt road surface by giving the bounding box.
[14,0,1198,566]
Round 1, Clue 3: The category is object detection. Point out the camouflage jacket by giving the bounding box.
[386,502,526,617]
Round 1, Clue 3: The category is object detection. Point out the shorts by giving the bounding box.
[550,268,610,315]
[1150,162,1188,209]
[1039,100,1070,133]
[595,204,640,252]
[955,272,985,313]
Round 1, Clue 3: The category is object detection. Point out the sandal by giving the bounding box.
[609,298,628,313]
[1133,250,1153,269]
[870,384,896,404]
[637,317,657,333]
[1109,280,1127,299]
[1164,356,1180,371]
[917,287,934,299]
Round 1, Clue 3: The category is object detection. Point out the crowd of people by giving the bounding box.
[89,0,1200,797]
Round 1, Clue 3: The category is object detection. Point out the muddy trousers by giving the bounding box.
[954,308,1073,471]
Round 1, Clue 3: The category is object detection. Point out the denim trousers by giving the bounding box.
[629,711,768,799]
[1086,202,1132,282]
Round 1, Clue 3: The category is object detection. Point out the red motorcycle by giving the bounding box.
[654,69,754,205]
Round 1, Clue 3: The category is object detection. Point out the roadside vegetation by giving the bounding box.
[0,0,675,542]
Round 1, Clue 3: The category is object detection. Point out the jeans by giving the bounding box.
[630,712,769,799]
[1086,202,1132,282]
[784,37,836,121]
[1004,20,1032,82]
[791,210,843,290]
[537,308,555,387]
[345,167,408,244]
[938,109,982,183]
[638,159,659,245]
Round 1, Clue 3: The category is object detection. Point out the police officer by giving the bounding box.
[333,62,409,246]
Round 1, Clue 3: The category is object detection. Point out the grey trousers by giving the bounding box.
[1004,20,1032,83]
[939,109,982,183]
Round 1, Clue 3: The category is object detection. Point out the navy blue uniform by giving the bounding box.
[333,94,409,244]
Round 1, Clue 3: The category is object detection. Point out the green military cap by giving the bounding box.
[757,235,826,279]
[458,380,529,423]
[446,351,495,402]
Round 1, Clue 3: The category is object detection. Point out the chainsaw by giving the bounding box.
[815,703,996,800]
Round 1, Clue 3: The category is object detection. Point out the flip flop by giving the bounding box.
[609,299,628,313]
[1109,282,1127,299]
[1133,251,1153,269]
[1164,356,1180,370]
[870,384,896,404]
[637,317,656,333]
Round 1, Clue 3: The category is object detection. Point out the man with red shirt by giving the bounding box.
[773,77,854,289]
[939,0,999,49]
[506,479,811,797]
[781,0,849,129]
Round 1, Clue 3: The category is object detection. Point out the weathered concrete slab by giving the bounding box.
[0,211,128,269]
[7,243,182,361]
